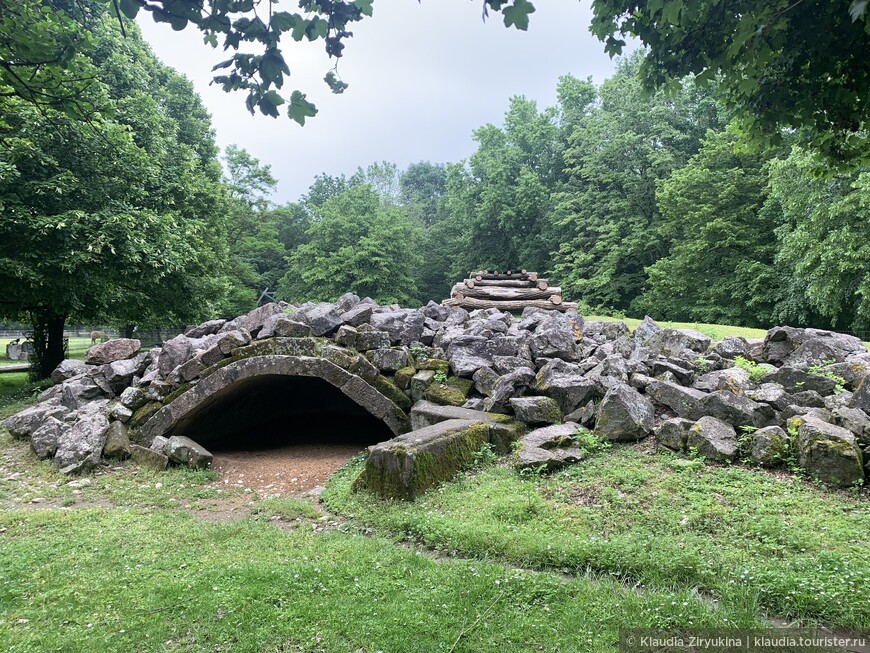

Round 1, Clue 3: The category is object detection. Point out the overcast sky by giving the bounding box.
[138,1,629,204]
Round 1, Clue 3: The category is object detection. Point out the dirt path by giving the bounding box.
[210,443,364,498]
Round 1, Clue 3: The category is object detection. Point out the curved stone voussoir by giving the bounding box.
[135,355,409,444]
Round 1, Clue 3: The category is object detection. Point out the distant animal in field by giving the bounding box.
[90,330,108,345]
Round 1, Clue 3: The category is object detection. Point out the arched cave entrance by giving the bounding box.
[170,374,395,494]
[174,374,394,451]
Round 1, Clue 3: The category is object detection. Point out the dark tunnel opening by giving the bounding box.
[173,374,395,452]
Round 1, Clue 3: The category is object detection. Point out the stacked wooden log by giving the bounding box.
[442,270,578,312]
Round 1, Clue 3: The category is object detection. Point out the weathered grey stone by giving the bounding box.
[761,367,838,395]
[529,315,579,361]
[54,405,109,473]
[750,426,789,467]
[51,359,88,384]
[303,303,343,336]
[646,329,711,356]
[645,379,707,419]
[61,378,106,411]
[150,435,170,453]
[832,405,870,444]
[335,325,358,348]
[185,319,227,338]
[349,355,379,383]
[158,334,193,376]
[366,348,412,374]
[483,367,536,413]
[509,396,562,424]
[408,400,525,453]
[130,444,169,470]
[594,383,655,442]
[231,337,318,360]
[650,359,695,385]
[694,368,752,394]
[583,320,629,342]
[30,416,65,459]
[216,329,252,355]
[340,303,374,327]
[791,390,826,408]
[655,418,694,451]
[369,310,425,345]
[534,359,596,414]
[790,414,864,487]
[421,300,451,322]
[104,356,142,392]
[319,345,356,370]
[356,419,491,499]
[103,421,132,459]
[165,436,212,468]
[410,370,436,403]
[699,391,776,428]
[258,314,312,339]
[176,356,205,383]
[119,386,148,411]
[762,326,865,367]
[356,329,392,351]
[447,335,515,377]
[513,422,584,471]
[472,366,499,396]
[713,336,749,359]
[4,402,69,439]
[687,416,738,462]
[85,338,141,365]
[335,292,360,313]
[633,316,661,345]
[492,356,531,375]
[422,376,472,408]
[747,383,791,411]
[109,402,134,423]
[850,376,870,414]
[564,400,596,426]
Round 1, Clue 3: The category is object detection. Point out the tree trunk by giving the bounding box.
[124,324,136,339]
[472,271,538,282]
[443,298,576,312]
[451,284,561,301]
[29,310,67,381]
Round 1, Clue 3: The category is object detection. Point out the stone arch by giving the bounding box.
[135,355,411,446]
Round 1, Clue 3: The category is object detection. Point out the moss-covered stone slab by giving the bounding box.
[409,400,526,454]
[790,414,864,487]
[423,377,472,407]
[418,359,449,374]
[355,419,490,500]
[372,374,412,413]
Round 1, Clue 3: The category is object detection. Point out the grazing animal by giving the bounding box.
[90,330,108,345]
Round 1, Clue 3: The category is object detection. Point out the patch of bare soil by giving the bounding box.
[210,442,364,498]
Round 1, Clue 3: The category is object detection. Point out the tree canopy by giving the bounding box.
[590,0,870,164]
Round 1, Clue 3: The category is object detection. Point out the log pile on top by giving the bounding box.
[443,270,577,313]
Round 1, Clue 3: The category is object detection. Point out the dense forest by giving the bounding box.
[2,8,870,380]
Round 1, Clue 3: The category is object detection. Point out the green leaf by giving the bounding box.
[288,90,317,125]
[502,0,535,30]
[270,11,298,33]
[118,0,140,19]
[324,71,348,94]
[850,0,868,21]
[353,0,374,18]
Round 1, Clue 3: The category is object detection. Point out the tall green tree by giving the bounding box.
[0,17,228,378]
[769,149,870,331]
[277,185,420,305]
[550,54,722,312]
[636,127,781,327]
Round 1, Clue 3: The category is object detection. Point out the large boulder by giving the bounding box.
[158,334,193,376]
[446,335,518,378]
[165,436,213,468]
[791,414,865,487]
[761,367,838,395]
[593,383,654,442]
[528,314,579,361]
[534,359,596,414]
[482,367,536,413]
[355,419,491,499]
[51,359,88,384]
[699,390,776,428]
[369,310,425,345]
[257,314,311,339]
[645,328,711,357]
[687,416,738,462]
[61,378,106,411]
[302,303,343,337]
[646,379,707,419]
[85,338,141,365]
[509,396,562,425]
[513,422,584,471]
[54,404,110,474]
[184,319,227,339]
[633,315,661,345]
[749,426,790,467]
[408,400,525,453]
[30,416,66,459]
[655,418,694,451]
[4,402,69,439]
[103,421,132,459]
[366,348,412,374]
[762,326,865,367]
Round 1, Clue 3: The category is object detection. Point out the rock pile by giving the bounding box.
[5,293,870,494]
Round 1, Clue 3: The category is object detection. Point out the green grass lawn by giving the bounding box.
[584,315,769,341]
[0,336,92,369]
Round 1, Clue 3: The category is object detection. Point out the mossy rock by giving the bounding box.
[372,374,413,413]
[418,359,449,374]
[128,401,162,430]
[356,419,490,499]
[424,377,472,407]
[394,366,417,391]
[199,356,235,380]
[163,382,196,405]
